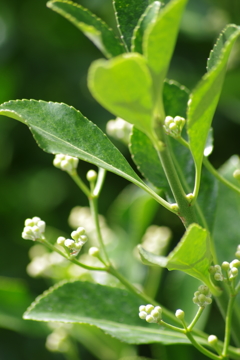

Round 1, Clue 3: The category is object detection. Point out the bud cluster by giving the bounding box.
[53,154,78,174]
[209,265,223,281]
[163,115,185,138]
[57,227,88,257]
[22,217,46,241]
[193,285,212,307]
[139,304,162,324]
[106,117,132,144]
[222,259,240,280]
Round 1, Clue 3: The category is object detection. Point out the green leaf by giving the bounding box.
[213,155,240,263]
[143,0,187,86]
[0,100,147,190]
[23,281,207,345]
[131,1,162,54]
[138,245,168,267]
[139,224,219,295]
[187,25,240,192]
[113,0,149,50]
[47,0,125,58]
[88,54,155,141]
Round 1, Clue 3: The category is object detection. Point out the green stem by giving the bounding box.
[89,196,110,264]
[40,238,106,271]
[203,157,240,196]
[222,295,236,358]
[93,168,106,197]
[69,171,91,197]
[185,332,221,360]
[188,307,205,331]
[157,133,199,227]
[160,320,185,333]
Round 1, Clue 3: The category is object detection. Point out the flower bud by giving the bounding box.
[233,169,240,180]
[208,335,218,346]
[89,247,100,257]
[22,217,46,241]
[53,154,78,174]
[139,304,162,323]
[193,285,212,307]
[86,170,97,182]
[175,309,185,320]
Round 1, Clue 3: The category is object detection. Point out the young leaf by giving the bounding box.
[187,25,240,197]
[23,280,207,345]
[47,0,125,58]
[131,1,162,54]
[138,245,168,267]
[139,224,219,295]
[0,100,145,191]
[88,53,155,141]
[113,0,149,50]
[143,0,188,91]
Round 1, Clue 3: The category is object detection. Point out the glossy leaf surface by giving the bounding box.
[88,54,154,140]
[187,25,240,188]
[47,0,125,58]
[131,1,161,53]
[113,0,149,49]
[0,100,146,189]
[24,281,207,345]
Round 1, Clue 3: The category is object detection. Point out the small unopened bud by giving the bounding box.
[86,170,97,182]
[230,259,240,268]
[89,247,100,257]
[22,217,46,241]
[208,335,218,346]
[222,262,230,271]
[170,203,179,212]
[193,285,212,307]
[57,236,66,245]
[175,309,185,320]
[186,193,194,203]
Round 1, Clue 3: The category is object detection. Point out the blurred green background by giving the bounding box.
[0,0,240,359]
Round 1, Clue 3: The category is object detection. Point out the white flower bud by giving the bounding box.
[221,261,230,270]
[230,259,240,268]
[139,305,162,324]
[233,169,240,180]
[145,304,154,313]
[208,335,218,345]
[146,315,154,323]
[86,170,97,182]
[89,247,100,257]
[139,311,147,319]
[64,239,75,248]
[175,309,185,320]
[57,236,66,245]
[193,285,212,307]
[139,305,146,312]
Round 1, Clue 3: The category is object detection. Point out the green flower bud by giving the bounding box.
[221,261,230,271]
[175,309,185,320]
[86,170,97,182]
[208,335,218,346]
[89,247,100,257]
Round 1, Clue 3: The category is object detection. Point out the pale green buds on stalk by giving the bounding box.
[22,217,46,241]
[163,115,185,138]
[139,304,162,324]
[57,227,88,257]
[53,154,78,174]
[106,117,132,145]
[235,245,240,259]
[88,247,100,257]
[209,265,223,281]
[193,285,212,307]
[175,309,185,320]
[208,335,218,346]
[86,170,97,182]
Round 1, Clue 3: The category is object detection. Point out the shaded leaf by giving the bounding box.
[187,25,240,191]
[0,100,148,191]
[47,0,125,58]
[138,224,219,295]
[131,2,162,53]
[24,280,207,345]
[88,54,155,141]
[113,0,149,49]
